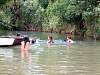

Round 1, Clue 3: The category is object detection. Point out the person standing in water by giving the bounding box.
[65,36,74,47]
[21,36,30,51]
[47,35,54,44]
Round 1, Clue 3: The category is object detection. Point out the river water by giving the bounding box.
[0,31,100,75]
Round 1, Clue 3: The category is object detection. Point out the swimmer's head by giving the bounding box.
[23,36,30,42]
[48,36,53,40]
[67,36,71,40]
[17,33,20,36]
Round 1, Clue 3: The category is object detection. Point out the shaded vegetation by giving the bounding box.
[0,0,100,38]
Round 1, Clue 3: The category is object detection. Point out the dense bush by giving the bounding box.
[0,0,99,35]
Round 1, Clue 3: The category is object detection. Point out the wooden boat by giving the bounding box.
[0,36,35,47]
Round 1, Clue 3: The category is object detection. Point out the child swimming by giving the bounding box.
[47,36,54,44]
[66,37,74,44]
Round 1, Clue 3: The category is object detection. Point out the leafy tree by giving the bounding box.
[0,6,12,30]
[0,0,11,6]
[39,0,49,9]
[0,0,99,38]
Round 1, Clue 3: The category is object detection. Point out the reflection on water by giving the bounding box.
[0,32,100,75]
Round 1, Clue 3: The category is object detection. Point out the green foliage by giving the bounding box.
[21,0,38,20]
[0,0,11,6]
[0,0,8,5]
[20,0,42,26]
[83,11,93,20]
[39,0,49,9]
[0,6,12,30]
[0,0,100,32]
[42,0,71,29]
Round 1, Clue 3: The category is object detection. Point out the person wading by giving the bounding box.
[21,36,30,51]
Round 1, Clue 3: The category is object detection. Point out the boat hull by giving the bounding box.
[0,37,36,47]
[0,38,15,47]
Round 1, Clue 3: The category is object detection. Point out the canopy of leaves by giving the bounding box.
[0,0,11,6]
[0,0,100,31]
[39,0,49,9]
